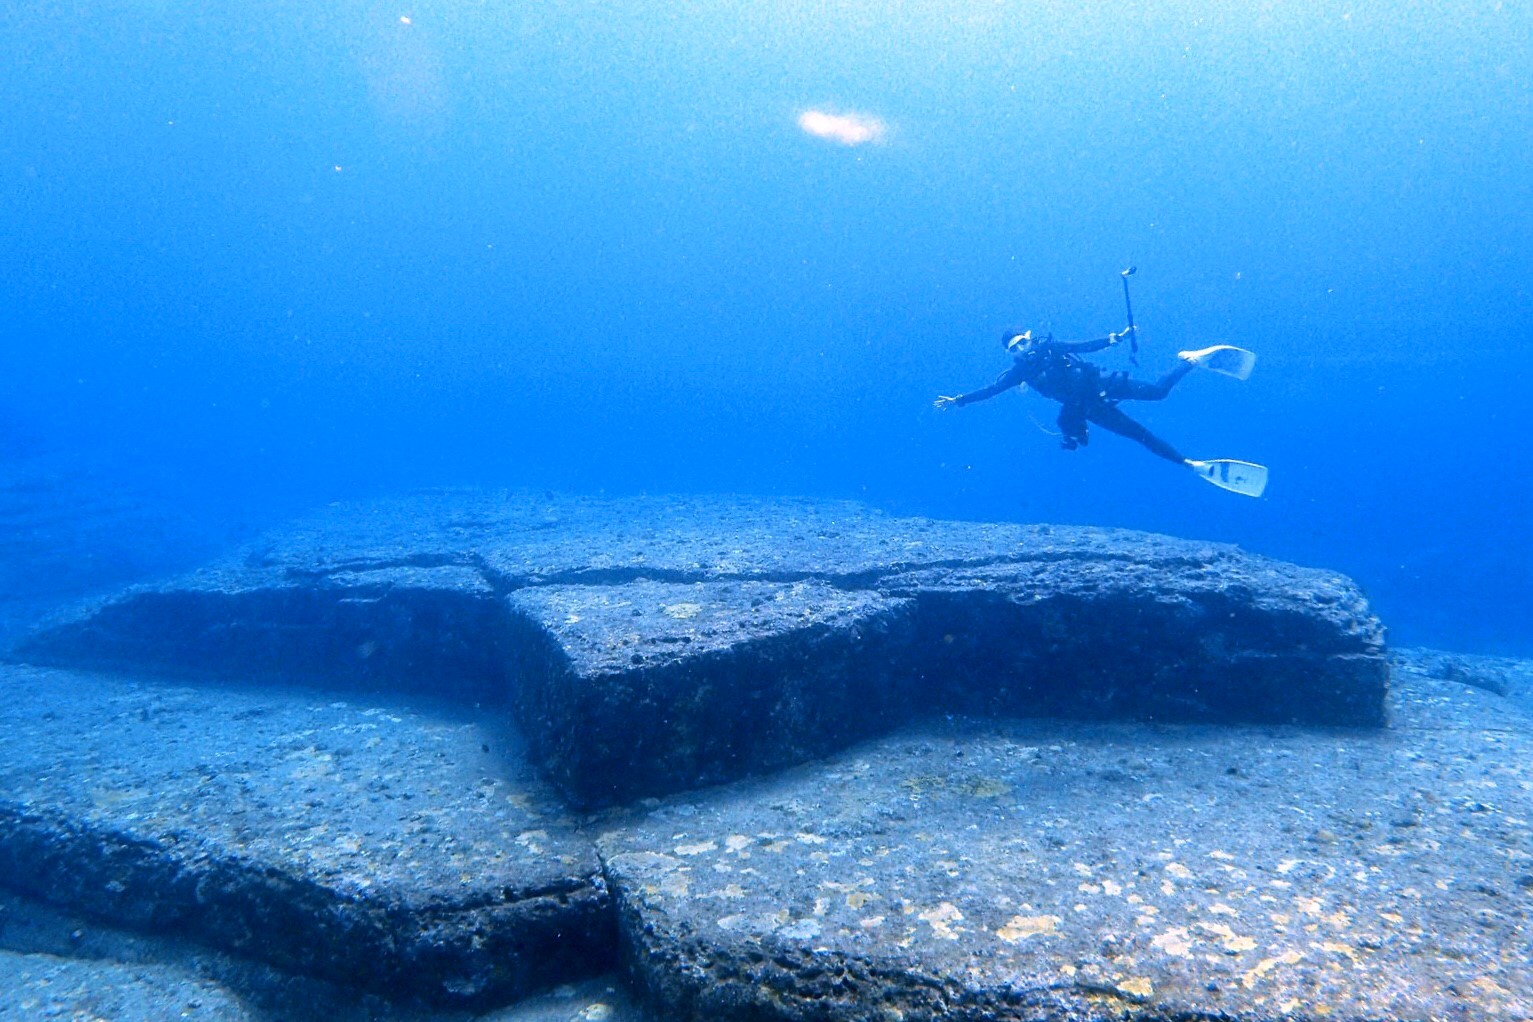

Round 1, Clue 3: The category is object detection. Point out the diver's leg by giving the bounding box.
[1056,403,1089,450]
[1103,360,1194,402]
[1085,404,1185,464]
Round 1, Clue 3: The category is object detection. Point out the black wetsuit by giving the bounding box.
[948,335,1194,463]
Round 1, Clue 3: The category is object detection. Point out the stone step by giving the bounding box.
[597,664,1533,1022]
[0,665,614,1009]
[15,492,1389,808]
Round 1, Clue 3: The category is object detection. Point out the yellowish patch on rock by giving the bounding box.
[998,914,1060,942]
[724,834,752,853]
[919,902,964,939]
[662,602,703,619]
[1165,862,1193,879]
[965,778,1011,798]
[1196,922,1256,952]
[1151,927,1193,957]
[1243,949,1302,988]
[1316,940,1356,961]
[675,840,717,856]
[287,746,336,781]
[1470,976,1511,998]
[902,776,946,797]
[1117,977,1154,999]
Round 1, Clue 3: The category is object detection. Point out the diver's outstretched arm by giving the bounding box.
[934,365,1027,409]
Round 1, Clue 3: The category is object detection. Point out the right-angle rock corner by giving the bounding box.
[17,492,1389,810]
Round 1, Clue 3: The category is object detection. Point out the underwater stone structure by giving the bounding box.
[600,663,1533,1022]
[0,664,615,1009]
[18,492,1387,809]
[13,491,1499,1019]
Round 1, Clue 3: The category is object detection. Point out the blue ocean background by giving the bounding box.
[3,0,1529,654]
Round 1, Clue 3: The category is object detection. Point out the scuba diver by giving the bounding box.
[934,326,1268,497]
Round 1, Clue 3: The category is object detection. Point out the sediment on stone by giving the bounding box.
[596,667,1532,1022]
[507,580,919,808]
[12,492,1390,808]
[0,665,616,1009]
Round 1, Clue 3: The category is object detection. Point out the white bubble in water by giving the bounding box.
[797,109,886,146]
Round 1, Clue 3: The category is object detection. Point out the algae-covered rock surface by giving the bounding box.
[0,884,649,1022]
[0,665,614,1009]
[18,491,1388,807]
[0,947,256,1022]
[10,491,1485,1021]
[598,663,1532,1022]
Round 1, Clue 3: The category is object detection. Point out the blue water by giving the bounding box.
[3,0,1529,653]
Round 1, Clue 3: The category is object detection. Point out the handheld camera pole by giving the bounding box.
[1119,266,1139,366]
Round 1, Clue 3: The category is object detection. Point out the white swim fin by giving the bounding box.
[1179,345,1256,381]
[1186,459,1268,498]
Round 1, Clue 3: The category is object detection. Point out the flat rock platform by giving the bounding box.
[12,491,1508,1021]
[600,662,1532,1022]
[0,665,613,1009]
[18,492,1388,808]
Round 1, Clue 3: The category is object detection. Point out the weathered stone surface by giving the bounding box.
[475,975,649,1022]
[893,555,1385,727]
[18,563,511,703]
[508,580,915,806]
[597,660,1533,1022]
[1395,646,1533,713]
[0,947,255,1022]
[16,492,1387,807]
[0,884,641,1022]
[0,665,615,1009]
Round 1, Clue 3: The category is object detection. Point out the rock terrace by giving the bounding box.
[7,492,1512,1022]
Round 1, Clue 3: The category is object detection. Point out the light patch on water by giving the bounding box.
[797,109,886,146]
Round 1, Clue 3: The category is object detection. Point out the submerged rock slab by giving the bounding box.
[508,580,915,806]
[0,665,614,1009]
[598,668,1533,1022]
[16,492,1388,807]
[0,948,255,1022]
[1394,645,1533,714]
